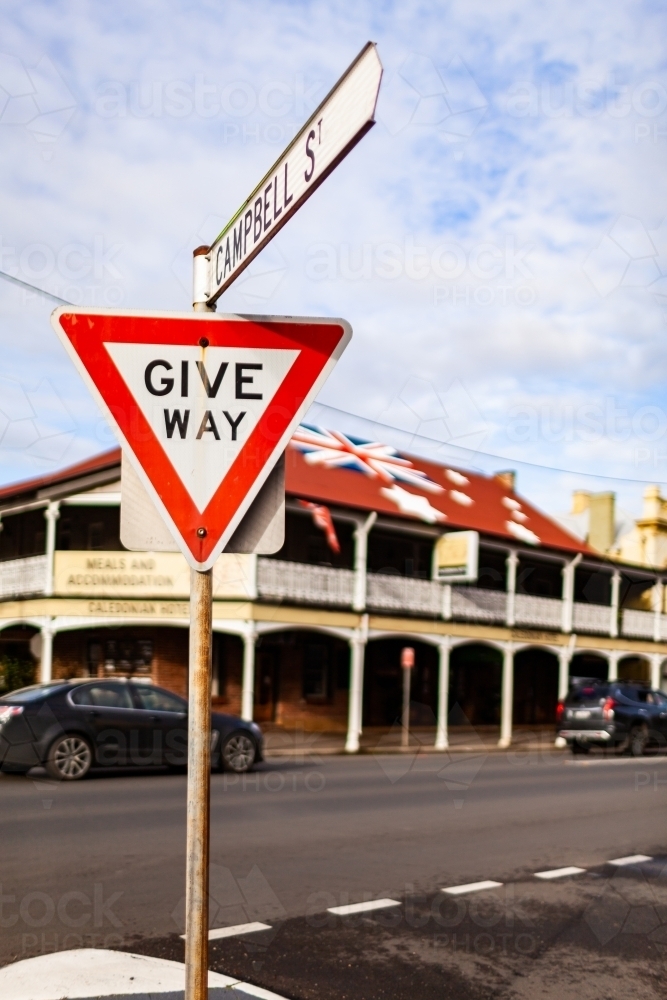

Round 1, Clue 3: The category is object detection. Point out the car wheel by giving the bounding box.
[220,732,256,773]
[629,725,649,757]
[571,740,590,755]
[45,734,93,781]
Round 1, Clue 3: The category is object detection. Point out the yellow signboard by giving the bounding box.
[433,531,479,582]
[53,551,256,599]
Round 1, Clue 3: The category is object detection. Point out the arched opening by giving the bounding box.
[254,630,350,731]
[618,655,650,684]
[363,638,438,727]
[212,633,243,711]
[570,651,608,682]
[50,626,188,696]
[0,624,39,693]
[513,648,559,724]
[449,643,502,726]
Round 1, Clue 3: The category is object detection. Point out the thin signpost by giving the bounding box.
[184,250,215,1000]
[181,45,381,997]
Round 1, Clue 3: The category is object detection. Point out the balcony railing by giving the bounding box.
[2,548,665,644]
[367,573,442,616]
[621,608,656,640]
[257,558,355,607]
[0,555,48,599]
[450,586,506,624]
[572,602,611,635]
[514,593,563,630]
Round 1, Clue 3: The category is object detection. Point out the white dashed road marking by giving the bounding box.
[534,866,586,879]
[607,854,653,866]
[441,880,503,896]
[180,921,272,941]
[328,898,401,916]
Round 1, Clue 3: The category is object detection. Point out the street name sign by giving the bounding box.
[204,41,383,305]
[51,307,351,570]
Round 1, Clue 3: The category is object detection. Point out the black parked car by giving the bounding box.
[0,679,263,780]
[556,677,667,755]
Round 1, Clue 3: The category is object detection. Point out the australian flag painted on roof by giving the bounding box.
[291,424,443,493]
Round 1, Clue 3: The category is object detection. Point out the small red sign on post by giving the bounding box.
[401,646,415,670]
[51,308,351,569]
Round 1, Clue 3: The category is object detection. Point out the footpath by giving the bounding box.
[0,948,288,1000]
[262,724,563,757]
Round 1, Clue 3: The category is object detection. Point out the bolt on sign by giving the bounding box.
[51,308,351,570]
[202,42,383,305]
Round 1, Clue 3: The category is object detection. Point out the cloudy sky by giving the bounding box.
[1,0,666,519]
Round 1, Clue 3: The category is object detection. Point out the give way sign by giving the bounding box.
[51,307,351,569]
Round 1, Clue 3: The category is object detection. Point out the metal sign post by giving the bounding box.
[185,249,215,1000]
[184,565,213,1000]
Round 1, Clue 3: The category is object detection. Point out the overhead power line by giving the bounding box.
[1,268,665,489]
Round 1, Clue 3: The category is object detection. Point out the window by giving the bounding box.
[517,558,562,598]
[618,685,649,703]
[303,643,330,701]
[88,638,153,675]
[269,511,354,568]
[88,522,106,550]
[56,506,123,551]
[0,510,47,562]
[133,686,186,713]
[71,683,133,709]
[566,683,609,704]
[620,574,655,610]
[367,531,433,578]
[476,548,507,591]
[574,567,612,606]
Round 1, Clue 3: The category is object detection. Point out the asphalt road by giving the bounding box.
[2,748,667,998]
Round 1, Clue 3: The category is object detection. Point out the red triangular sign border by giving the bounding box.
[51,309,351,569]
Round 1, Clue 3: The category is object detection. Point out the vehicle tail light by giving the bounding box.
[0,705,24,725]
[555,701,565,723]
[602,697,616,720]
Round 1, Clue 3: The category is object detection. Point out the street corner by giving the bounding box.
[0,947,290,1000]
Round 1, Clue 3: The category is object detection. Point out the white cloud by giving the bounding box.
[0,0,666,522]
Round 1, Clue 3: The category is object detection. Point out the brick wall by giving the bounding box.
[51,625,189,694]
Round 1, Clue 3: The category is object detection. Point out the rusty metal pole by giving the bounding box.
[185,247,215,1000]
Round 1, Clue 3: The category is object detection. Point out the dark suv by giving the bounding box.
[557,677,667,755]
[0,679,263,780]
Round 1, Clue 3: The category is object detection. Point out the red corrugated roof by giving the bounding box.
[284,441,591,554]
[0,434,591,555]
[0,448,121,503]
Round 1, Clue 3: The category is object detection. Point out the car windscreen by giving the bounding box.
[1,683,67,704]
[566,683,609,704]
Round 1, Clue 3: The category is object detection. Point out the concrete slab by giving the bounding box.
[0,948,287,1000]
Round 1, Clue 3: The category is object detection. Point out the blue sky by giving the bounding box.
[1,0,666,520]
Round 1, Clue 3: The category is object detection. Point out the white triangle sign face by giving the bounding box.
[105,343,299,512]
[51,309,351,569]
